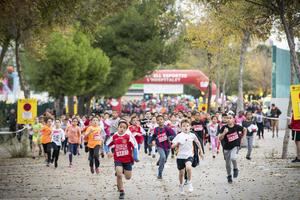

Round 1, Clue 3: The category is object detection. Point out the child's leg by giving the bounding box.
[185,161,192,181]
[157,147,167,177]
[210,136,216,155]
[89,148,95,168]
[68,144,72,164]
[179,169,185,185]
[116,166,124,191]
[93,145,100,169]
[124,170,132,180]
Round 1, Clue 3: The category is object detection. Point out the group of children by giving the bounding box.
[28,110,261,199]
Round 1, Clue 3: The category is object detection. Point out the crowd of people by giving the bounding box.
[5,101,300,199]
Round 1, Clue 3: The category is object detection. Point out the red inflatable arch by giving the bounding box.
[134,69,217,95]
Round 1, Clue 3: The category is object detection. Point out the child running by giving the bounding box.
[219,114,246,183]
[31,117,43,159]
[106,120,139,199]
[84,117,104,174]
[41,118,53,167]
[51,119,65,168]
[128,116,144,151]
[151,115,175,179]
[172,119,203,195]
[65,118,81,167]
[208,116,220,158]
[242,111,258,160]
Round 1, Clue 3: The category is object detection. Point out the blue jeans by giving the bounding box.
[157,147,170,177]
[68,143,78,163]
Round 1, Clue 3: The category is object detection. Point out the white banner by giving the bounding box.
[144,84,183,94]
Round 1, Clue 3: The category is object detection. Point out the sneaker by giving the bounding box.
[187,181,193,192]
[46,163,50,167]
[50,158,54,164]
[179,184,185,195]
[101,152,105,158]
[156,160,159,166]
[157,175,162,179]
[184,179,188,185]
[291,157,300,163]
[233,169,239,178]
[90,167,95,174]
[246,156,251,160]
[95,168,100,174]
[32,156,36,159]
[227,175,233,184]
[217,150,219,154]
[119,191,125,199]
[148,152,151,156]
[213,155,216,159]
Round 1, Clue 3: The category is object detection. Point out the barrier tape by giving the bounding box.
[253,114,291,121]
[0,127,27,135]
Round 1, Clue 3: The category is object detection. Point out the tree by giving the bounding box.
[94,0,182,98]
[244,0,300,159]
[24,31,110,115]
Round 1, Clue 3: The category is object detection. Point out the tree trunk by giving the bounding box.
[0,37,10,73]
[77,96,85,116]
[68,96,74,116]
[281,48,295,159]
[207,52,213,113]
[54,95,65,117]
[278,0,300,81]
[215,66,220,106]
[15,33,30,98]
[84,95,92,116]
[221,65,228,113]
[237,30,250,113]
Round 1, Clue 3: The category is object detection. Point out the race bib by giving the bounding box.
[115,144,129,157]
[227,132,239,142]
[93,133,101,141]
[157,133,168,143]
[194,125,203,131]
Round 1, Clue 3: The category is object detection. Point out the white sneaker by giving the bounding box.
[187,182,193,192]
[179,184,185,195]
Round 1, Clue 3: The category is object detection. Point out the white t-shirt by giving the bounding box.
[172,132,198,159]
[51,128,65,146]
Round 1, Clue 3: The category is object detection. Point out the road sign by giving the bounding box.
[198,103,207,112]
[290,84,300,120]
[17,99,37,124]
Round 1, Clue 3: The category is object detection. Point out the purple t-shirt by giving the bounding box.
[151,126,175,151]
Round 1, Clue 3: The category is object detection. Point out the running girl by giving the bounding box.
[208,116,220,158]
[41,118,53,167]
[128,116,144,151]
[65,118,81,167]
[106,120,139,199]
[172,119,203,194]
[31,117,42,159]
[84,117,104,174]
[51,119,65,168]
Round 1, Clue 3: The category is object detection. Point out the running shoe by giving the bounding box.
[95,168,100,174]
[227,175,233,184]
[233,169,239,178]
[187,181,193,192]
[119,191,125,199]
[179,184,185,195]
[90,167,95,174]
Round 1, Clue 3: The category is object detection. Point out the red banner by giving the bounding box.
[135,70,216,94]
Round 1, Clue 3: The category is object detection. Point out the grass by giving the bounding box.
[5,132,29,158]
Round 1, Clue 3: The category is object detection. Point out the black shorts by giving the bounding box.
[176,157,194,170]
[292,131,300,141]
[114,161,133,171]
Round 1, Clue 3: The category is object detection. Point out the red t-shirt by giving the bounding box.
[129,125,144,144]
[107,132,135,163]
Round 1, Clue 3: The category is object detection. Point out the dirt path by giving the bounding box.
[0,130,299,200]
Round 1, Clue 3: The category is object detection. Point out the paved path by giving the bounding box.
[0,130,299,200]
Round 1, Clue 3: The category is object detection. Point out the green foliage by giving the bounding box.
[6,135,29,158]
[24,31,110,98]
[94,0,182,97]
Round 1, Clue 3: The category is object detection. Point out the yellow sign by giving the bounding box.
[291,84,300,120]
[198,103,208,112]
[17,99,37,124]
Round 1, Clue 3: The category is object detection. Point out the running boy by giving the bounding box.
[172,119,203,195]
[151,115,175,179]
[242,111,257,160]
[219,114,247,183]
[106,120,139,199]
